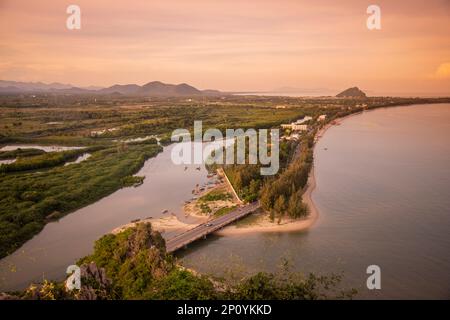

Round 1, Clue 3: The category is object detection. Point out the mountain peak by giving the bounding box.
[336,87,367,98]
[0,79,222,97]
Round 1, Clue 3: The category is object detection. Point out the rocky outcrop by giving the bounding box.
[336,87,367,98]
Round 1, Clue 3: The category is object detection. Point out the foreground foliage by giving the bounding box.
[0,144,161,258]
[8,223,355,300]
[0,146,103,173]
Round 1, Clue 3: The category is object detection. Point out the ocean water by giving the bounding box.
[180,103,450,299]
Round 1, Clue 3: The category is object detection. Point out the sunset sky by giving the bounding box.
[0,0,449,96]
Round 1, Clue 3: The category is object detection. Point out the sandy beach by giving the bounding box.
[216,121,338,235]
[111,215,207,237]
[216,166,319,235]
[215,113,362,235]
[112,117,347,237]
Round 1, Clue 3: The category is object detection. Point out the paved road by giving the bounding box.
[166,201,260,253]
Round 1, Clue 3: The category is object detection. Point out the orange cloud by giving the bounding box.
[434,63,450,79]
[0,0,449,96]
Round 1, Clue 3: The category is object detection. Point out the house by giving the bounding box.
[318,115,327,121]
[281,116,312,131]
[292,124,308,131]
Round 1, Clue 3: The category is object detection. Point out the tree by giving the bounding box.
[273,195,286,223]
[287,192,308,219]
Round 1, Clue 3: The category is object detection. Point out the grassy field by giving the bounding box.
[3,94,443,144]
[0,143,161,258]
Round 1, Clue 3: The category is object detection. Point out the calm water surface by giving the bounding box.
[181,104,450,299]
[0,142,216,291]
[1,104,449,299]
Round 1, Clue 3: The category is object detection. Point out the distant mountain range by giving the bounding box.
[0,80,74,92]
[0,80,222,96]
[0,80,372,98]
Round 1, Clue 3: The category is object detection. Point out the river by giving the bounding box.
[1,104,449,299]
[0,141,217,291]
[180,103,450,299]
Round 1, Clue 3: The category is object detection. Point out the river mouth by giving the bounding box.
[179,103,450,299]
[1,105,450,299]
[0,142,219,291]
[0,138,238,291]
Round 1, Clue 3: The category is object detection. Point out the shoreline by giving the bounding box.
[216,112,362,235]
[110,114,350,237]
[216,161,320,236]
[216,122,335,235]
[108,104,439,237]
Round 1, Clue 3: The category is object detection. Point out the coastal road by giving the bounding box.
[166,201,260,253]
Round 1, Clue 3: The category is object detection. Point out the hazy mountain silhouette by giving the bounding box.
[336,87,367,98]
[0,80,221,96]
[0,80,73,91]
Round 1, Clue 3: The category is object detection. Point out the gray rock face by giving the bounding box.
[76,262,112,300]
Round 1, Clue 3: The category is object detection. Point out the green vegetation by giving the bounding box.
[222,130,313,222]
[199,203,212,214]
[13,223,355,300]
[1,95,448,145]
[197,188,236,216]
[1,94,448,260]
[223,139,298,203]
[199,189,232,202]
[260,134,313,221]
[0,144,161,258]
[0,147,103,173]
[0,148,45,160]
[121,175,145,187]
[224,164,262,202]
[126,137,158,146]
[214,205,237,217]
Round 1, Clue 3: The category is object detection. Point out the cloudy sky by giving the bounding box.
[0,0,449,95]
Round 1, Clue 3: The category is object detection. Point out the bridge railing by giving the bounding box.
[166,202,260,253]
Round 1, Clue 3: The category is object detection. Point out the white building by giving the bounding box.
[281,116,311,131]
[292,124,308,131]
[318,115,327,121]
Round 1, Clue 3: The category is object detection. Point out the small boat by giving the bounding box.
[184,166,188,171]
[162,209,168,214]
[324,147,328,150]
[131,219,141,223]
[196,167,201,171]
